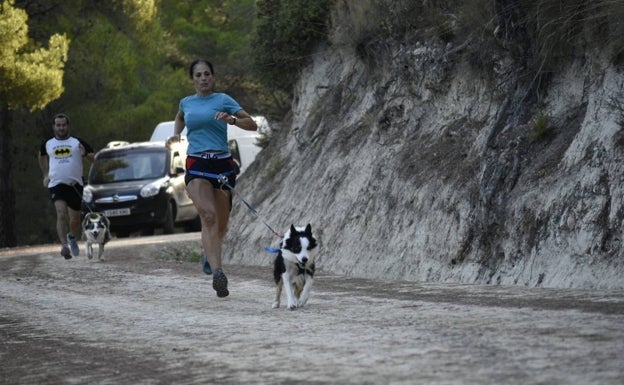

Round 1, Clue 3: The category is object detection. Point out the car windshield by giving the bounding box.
[89,148,168,184]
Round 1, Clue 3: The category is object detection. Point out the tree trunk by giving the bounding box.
[0,104,17,247]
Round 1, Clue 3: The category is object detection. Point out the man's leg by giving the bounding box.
[68,206,82,240]
[54,200,72,259]
[67,206,82,256]
[54,200,69,245]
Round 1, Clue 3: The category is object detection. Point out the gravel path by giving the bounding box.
[1,234,623,385]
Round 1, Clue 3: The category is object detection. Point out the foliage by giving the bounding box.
[0,0,70,247]
[0,0,69,110]
[6,0,265,246]
[524,0,624,69]
[254,130,271,149]
[7,0,623,248]
[51,13,179,144]
[527,111,550,142]
[252,0,334,110]
[155,245,201,262]
[329,0,424,47]
[113,0,157,30]
[158,0,265,114]
[266,156,282,180]
[331,0,624,73]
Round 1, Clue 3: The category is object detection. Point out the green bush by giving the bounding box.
[327,0,624,73]
[156,245,201,263]
[252,0,334,97]
[266,156,283,180]
[526,0,624,70]
[527,112,550,142]
[255,130,272,149]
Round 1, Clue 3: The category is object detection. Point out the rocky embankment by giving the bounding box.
[225,35,624,290]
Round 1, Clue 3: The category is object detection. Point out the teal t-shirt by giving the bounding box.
[179,93,242,154]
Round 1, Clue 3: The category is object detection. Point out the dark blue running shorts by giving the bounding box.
[185,156,237,190]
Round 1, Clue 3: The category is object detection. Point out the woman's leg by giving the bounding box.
[186,179,230,271]
[214,188,232,240]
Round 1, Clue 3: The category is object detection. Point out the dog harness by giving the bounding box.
[187,169,236,187]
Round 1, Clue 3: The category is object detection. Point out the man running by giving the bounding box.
[39,113,94,259]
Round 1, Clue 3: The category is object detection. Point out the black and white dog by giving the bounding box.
[82,212,111,260]
[272,224,318,310]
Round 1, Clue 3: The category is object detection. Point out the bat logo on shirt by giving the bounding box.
[54,146,72,158]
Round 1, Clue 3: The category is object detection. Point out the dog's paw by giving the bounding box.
[272,301,280,309]
[298,294,309,307]
[287,300,299,310]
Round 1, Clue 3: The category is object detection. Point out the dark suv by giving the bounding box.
[82,140,199,237]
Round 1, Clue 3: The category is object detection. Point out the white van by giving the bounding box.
[150,116,269,174]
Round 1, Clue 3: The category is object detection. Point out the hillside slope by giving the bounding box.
[224,34,624,290]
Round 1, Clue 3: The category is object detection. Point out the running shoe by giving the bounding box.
[60,244,72,260]
[212,269,229,298]
[67,233,80,256]
[200,255,213,275]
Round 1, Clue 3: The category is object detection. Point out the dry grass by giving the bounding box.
[330,0,624,69]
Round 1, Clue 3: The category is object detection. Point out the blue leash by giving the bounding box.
[188,170,283,239]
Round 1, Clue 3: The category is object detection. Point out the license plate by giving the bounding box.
[103,208,131,217]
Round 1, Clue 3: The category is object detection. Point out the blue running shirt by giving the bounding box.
[179,93,242,154]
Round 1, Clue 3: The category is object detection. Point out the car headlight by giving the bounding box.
[140,178,166,198]
[82,187,93,203]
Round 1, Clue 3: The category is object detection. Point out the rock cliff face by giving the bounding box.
[225,37,624,290]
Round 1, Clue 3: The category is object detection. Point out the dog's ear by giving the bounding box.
[303,224,317,250]
[290,224,297,234]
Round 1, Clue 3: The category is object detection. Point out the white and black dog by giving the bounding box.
[272,224,318,310]
[82,212,111,260]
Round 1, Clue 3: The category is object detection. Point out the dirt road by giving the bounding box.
[1,234,623,385]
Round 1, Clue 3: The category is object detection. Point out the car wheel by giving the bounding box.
[185,215,201,232]
[140,227,155,236]
[163,200,175,234]
[116,230,130,238]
